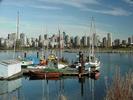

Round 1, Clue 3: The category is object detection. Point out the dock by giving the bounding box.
[0,67,100,80]
[0,72,23,80]
[22,67,100,80]
[0,51,100,80]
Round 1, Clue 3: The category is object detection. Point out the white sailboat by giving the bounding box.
[47,32,68,69]
[57,27,68,69]
[85,17,100,70]
[15,12,33,67]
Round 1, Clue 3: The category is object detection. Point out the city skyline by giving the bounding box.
[0,0,133,40]
[1,32,133,49]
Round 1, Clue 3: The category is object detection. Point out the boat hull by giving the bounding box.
[90,70,100,80]
[58,63,67,69]
[85,61,100,71]
[28,71,62,79]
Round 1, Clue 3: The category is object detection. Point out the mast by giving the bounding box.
[13,11,19,59]
[90,17,96,57]
[58,26,62,59]
[17,11,19,40]
[45,25,47,57]
[46,25,48,50]
[41,25,44,58]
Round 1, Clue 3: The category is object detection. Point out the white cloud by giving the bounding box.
[82,7,132,16]
[2,0,62,10]
[29,5,62,10]
[38,0,100,8]
[2,0,99,9]
[123,0,133,4]
[2,0,132,17]
[101,7,132,16]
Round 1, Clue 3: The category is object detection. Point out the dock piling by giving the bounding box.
[37,52,39,58]
[24,52,27,58]
[78,51,84,77]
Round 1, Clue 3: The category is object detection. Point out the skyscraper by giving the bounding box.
[63,31,66,40]
[121,40,127,47]
[74,36,80,47]
[92,33,98,47]
[87,36,90,47]
[20,33,26,47]
[128,37,131,45]
[102,37,107,47]
[132,35,133,43]
[70,36,74,47]
[44,34,48,40]
[107,33,112,47]
[0,38,5,47]
[65,35,70,47]
[8,33,16,41]
[82,36,87,47]
[114,39,120,47]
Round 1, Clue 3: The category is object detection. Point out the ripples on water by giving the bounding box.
[0,51,133,100]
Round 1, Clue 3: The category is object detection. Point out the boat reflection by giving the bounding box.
[27,71,100,100]
[78,72,100,100]
[0,78,22,100]
[59,79,68,100]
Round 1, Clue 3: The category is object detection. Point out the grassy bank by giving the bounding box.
[105,70,133,100]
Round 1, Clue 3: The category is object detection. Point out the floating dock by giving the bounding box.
[0,67,100,80]
[22,67,100,80]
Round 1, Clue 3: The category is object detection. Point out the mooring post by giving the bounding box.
[37,51,39,58]
[79,51,82,62]
[24,52,27,58]
[79,77,85,96]
[78,51,84,77]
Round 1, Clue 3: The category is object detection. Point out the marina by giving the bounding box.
[0,51,133,100]
[0,0,133,99]
[0,49,100,80]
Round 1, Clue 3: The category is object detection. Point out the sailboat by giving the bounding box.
[47,27,68,69]
[15,12,34,68]
[71,17,100,70]
[57,27,68,69]
[85,17,100,70]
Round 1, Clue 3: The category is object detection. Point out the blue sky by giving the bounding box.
[0,0,133,40]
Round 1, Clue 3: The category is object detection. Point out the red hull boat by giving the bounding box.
[29,71,62,79]
[90,70,100,80]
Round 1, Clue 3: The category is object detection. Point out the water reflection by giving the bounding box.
[0,78,22,100]
[1,52,133,99]
[78,77,98,100]
[25,76,99,100]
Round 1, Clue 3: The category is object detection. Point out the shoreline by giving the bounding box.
[0,48,133,53]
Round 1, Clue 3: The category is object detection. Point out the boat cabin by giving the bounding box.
[0,60,21,79]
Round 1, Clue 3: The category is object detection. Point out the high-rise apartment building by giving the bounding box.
[20,33,26,46]
[102,37,107,47]
[74,36,80,47]
[107,33,112,47]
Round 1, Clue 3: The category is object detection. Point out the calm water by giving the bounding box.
[0,51,133,100]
